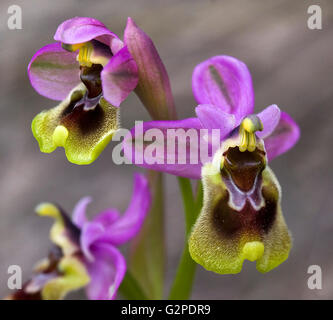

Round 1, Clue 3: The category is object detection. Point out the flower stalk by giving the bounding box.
[168,178,203,300]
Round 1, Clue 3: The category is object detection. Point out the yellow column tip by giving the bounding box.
[242,118,255,132]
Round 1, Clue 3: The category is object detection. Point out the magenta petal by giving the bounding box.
[81,222,105,261]
[99,173,151,246]
[54,17,117,46]
[101,46,138,107]
[264,111,300,161]
[192,55,254,121]
[123,118,204,179]
[85,243,126,300]
[72,197,92,228]
[28,42,80,100]
[93,209,121,228]
[256,104,281,139]
[195,104,236,138]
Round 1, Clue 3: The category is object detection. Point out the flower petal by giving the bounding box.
[32,84,119,165]
[98,173,151,245]
[28,42,80,101]
[264,111,300,161]
[78,208,121,260]
[101,46,138,107]
[85,243,126,300]
[123,118,205,179]
[72,197,92,228]
[80,222,105,261]
[93,209,121,228]
[256,104,281,139]
[189,163,291,274]
[192,55,254,121]
[195,104,236,137]
[54,17,117,46]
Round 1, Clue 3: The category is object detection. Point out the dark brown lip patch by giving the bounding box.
[223,147,265,192]
[212,187,277,240]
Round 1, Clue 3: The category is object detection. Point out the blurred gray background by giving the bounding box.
[0,0,332,299]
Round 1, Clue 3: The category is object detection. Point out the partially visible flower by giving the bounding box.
[6,173,150,300]
[29,17,175,164]
[124,55,299,178]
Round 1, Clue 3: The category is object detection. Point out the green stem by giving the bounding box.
[168,178,203,300]
[178,177,196,235]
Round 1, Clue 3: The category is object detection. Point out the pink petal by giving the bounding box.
[256,104,281,139]
[93,209,121,228]
[192,55,254,121]
[81,222,105,261]
[264,111,300,161]
[85,243,126,300]
[99,173,151,245]
[72,197,92,228]
[195,104,236,138]
[54,17,118,47]
[28,42,80,100]
[101,46,138,107]
[123,118,205,179]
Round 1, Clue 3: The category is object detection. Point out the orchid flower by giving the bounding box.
[28,17,175,165]
[124,56,300,274]
[189,118,293,274]
[7,173,151,300]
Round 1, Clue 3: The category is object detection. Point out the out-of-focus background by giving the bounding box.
[0,0,332,299]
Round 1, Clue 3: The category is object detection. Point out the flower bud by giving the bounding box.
[124,18,176,120]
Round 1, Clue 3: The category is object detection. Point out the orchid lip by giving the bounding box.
[190,161,291,274]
